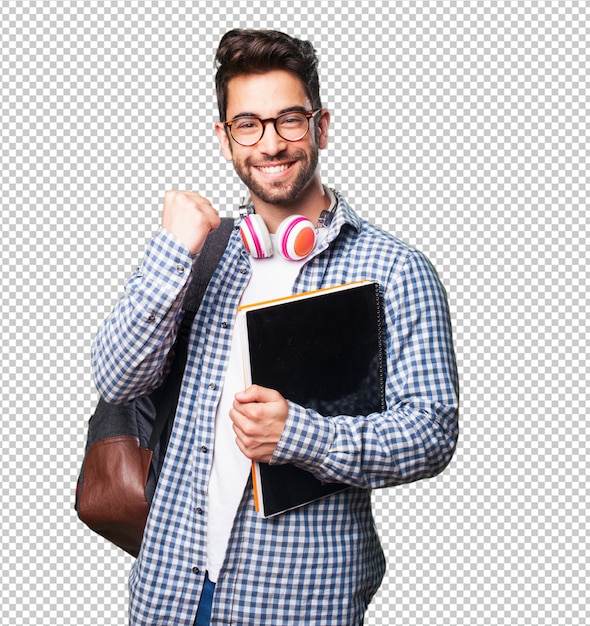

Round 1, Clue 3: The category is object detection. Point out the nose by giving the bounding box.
[257,120,288,155]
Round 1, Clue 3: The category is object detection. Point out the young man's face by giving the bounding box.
[215,70,329,207]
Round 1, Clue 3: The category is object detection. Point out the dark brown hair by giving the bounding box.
[215,29,322,122]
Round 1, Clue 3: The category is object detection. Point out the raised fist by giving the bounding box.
[161,190,221,255]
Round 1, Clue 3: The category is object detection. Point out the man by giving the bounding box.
[92,29,459,626]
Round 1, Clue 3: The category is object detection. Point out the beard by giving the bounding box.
[232,146,319,206]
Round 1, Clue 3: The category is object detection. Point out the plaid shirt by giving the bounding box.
[92,192,459,626]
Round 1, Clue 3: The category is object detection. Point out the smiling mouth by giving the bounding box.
[255,163,293,174]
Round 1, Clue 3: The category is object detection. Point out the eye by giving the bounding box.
[280,114,306,127]
[234,118,260,131]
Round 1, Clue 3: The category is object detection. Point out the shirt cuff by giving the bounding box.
[135,227,195,291]
[270,401,335,471]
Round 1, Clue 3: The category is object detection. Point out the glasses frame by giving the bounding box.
[224,109,322,147]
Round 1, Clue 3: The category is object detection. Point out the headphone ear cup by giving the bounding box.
[276,215,317,261]
[240,213,273,259]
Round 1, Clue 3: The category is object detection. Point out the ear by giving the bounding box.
[214,122,233,161]
[316,109,331,150]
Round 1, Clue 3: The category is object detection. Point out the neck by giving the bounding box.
[250,175,331,233]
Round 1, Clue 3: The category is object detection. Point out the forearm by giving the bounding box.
[272,399,458,489]
[91,228,195,403]
[270,248,459,488]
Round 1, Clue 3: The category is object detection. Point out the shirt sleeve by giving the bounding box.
[270,249,459,489]
[91,228,196,404]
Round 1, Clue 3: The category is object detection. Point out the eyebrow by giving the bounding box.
[230,105,309,120]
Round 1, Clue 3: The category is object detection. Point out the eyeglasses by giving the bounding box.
[224,109,322,146]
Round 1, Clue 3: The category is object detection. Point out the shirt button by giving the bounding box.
[148,314,156,322]
[176,263,185,274]
[221,321,228,329]
[192,566,200,574]
[240,266,248,274]
[201,446,208,453]
[196,507,203,515]
[209,383,217,390]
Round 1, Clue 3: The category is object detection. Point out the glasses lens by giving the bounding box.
[276,112,310,141]
[231,118,263,145]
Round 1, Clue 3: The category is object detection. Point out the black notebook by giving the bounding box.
[238,280,386,518]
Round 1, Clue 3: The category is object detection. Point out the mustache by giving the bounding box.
[247,150,306,166]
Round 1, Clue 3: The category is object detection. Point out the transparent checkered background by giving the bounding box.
[1,0,587,624]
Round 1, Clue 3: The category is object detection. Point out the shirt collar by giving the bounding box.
[328,188,363,234]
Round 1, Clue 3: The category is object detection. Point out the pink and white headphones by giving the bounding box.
[238,190,337,261]
[239,212,317,261]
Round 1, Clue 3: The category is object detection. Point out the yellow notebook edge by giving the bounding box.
[237,280,373,314]
[238,308,263,513]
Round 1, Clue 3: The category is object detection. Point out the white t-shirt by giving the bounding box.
[206,189,335,582]
[206,234,315,582]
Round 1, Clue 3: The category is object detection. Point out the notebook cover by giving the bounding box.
[240,281,386,517]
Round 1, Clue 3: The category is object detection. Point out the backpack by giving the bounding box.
[75,218,234,556]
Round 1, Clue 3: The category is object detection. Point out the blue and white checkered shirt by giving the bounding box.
[92,192,459,626]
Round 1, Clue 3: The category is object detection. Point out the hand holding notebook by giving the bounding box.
[230,385,289,463]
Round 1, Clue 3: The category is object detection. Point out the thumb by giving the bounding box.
[235,384,280,404]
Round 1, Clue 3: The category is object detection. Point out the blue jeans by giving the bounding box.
[195,572,215,626]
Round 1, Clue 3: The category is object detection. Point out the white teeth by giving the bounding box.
[258,164,290,173]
